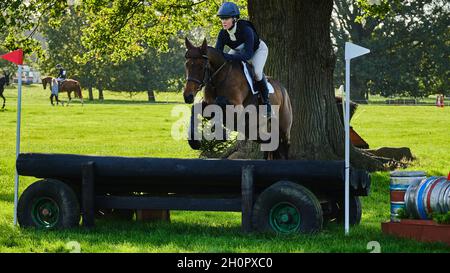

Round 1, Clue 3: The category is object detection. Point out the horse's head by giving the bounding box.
[42,77,51,90]
[183,38,209,104]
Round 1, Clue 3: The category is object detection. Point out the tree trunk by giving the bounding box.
[248,0,382,171]
[351,77,367,103]
[88,84,94,101]
[147,90,155,103]
[98,81,104,101]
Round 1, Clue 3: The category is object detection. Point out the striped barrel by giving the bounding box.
[390,171,426,222]
[405,176,450,219]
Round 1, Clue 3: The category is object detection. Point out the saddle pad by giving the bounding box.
[242,62,275,95]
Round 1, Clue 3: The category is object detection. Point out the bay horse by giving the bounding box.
[183,38,293,159]
[42,76,83,105]
[0,71,10,109]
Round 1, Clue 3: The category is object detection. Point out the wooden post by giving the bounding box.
[241,165,254,233]
[136,209,170,222]
[82,161,95,228]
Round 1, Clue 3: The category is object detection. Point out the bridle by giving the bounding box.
[185,52,231,92]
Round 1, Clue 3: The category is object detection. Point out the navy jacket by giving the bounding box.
[215,20,260,62]
[57,68,66,79]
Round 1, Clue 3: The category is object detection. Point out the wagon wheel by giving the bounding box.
[17,179,80,229]
[323,195,362,226]
[252,181,323,234]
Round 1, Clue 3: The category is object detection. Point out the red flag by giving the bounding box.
[448,172,450,181]
[1,49,23,65]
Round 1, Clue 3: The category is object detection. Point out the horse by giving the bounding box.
[183,38,293,159]
[0,71,10,109]
[42,76,83,105]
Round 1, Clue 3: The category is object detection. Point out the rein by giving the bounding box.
[185,53,231,92]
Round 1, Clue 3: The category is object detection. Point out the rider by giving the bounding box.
[215,2,272,116]
[55,64,66,91]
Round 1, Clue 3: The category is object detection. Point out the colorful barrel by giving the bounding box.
[405,176,450,219]
[390,171,426,222]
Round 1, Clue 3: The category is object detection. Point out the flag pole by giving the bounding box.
[344,42,370,235]
[344,59,351,235]
[13,64,23,226]
[1,48,24,226]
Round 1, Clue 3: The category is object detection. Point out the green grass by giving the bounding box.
[1,84,449,253]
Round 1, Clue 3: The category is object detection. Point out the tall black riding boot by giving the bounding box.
[257,76,272,117]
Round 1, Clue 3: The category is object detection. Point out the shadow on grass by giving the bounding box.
[0,193,13,202]
[4,217,448,253]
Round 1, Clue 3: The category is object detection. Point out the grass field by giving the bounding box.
[0,84,449,253]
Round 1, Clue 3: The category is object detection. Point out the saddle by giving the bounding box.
[57,79,66,91]
[239,62,272,106]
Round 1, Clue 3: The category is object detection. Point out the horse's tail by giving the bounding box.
[77,82,83,99]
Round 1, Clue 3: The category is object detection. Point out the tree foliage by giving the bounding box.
[38,6,186,97]
[333,0,449,99]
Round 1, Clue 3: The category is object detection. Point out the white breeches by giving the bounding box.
[228,40,268,81]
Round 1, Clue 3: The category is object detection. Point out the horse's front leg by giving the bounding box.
[50,94,54,106]
[187,101,207,150]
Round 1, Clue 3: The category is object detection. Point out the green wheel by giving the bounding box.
[269,202,301,234]
[252,181,323,234]
[18,179,80,229]
[31,197,60,228]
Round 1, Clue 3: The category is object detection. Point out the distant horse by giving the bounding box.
[183,38,293,159]
[0,71,10,109]
[42,76,83,105]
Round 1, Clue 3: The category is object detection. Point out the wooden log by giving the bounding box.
[241,165,254,233]
[16,153,370,196]
[95,196,241,211]
[82,161,95,228]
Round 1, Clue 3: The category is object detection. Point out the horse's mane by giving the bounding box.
[206,46,226,69]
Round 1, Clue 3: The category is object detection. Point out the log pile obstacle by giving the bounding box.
[16,153,370,234]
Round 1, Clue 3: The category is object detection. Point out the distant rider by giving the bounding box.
[55,64,66,91]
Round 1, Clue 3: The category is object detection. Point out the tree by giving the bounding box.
[39,6,185,101]
[39,6,108,100]
[2,0,414,170]
[247,0,391,170]
[105,38,186,101]
[332,0,450,100]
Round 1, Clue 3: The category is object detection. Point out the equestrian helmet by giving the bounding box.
[56,64,62,68]
[217,2,240,19]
